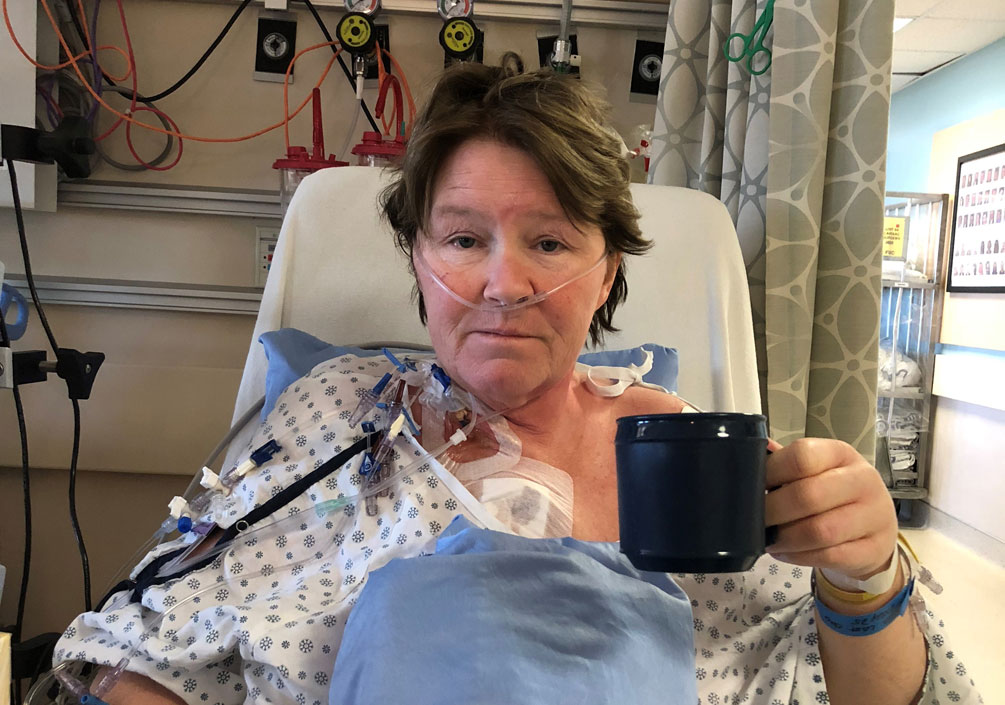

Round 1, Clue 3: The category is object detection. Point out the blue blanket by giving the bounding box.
[330,517,697,704]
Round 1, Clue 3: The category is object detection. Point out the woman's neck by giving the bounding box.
[483,369,593,448]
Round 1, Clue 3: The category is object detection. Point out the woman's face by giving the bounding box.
[414,138,618,411]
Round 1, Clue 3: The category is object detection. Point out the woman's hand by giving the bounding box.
[764,438,898,581]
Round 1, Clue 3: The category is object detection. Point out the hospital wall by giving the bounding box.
[0,0,661,636]
[886,38,1005,554]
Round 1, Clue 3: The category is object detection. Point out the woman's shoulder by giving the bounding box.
[613,385,696,418]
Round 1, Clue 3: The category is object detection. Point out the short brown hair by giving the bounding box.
[381,63,651,346]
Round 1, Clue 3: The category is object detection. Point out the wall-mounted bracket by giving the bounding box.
[11,348,105,400]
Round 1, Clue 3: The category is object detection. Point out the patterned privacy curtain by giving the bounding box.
[650,0,895,463]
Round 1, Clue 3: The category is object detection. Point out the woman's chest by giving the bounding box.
[528,418,621,543]
[569,441,621,542]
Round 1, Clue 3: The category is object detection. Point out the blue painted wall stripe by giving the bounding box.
[886,37,1005,193]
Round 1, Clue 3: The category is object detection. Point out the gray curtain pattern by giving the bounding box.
[649,0,773,414]
[650,0,894,463]
[765,0,892,460]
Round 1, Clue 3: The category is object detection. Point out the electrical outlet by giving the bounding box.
[254,12,298,83]
[256,226,281,287]
[630,38,664,101]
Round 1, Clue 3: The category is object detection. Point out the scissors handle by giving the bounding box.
[724,32,751,62]
[746,47,772,75]
[723,0,774,73]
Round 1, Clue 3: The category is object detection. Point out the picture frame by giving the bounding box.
[947,142,1005,293]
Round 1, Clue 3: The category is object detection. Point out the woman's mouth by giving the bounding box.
[470,329,534,339]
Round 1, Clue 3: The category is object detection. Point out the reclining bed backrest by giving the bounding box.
[232,166,760,434]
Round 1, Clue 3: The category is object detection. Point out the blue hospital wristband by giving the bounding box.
[813,577,915,637]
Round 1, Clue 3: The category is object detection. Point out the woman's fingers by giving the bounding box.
[767,501,877,556]
[765,437,861,489]
[762,437,899,579]
[765,463,872,528]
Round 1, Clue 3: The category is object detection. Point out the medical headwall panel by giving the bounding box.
[307,0,669,28]
[0,3,56,211]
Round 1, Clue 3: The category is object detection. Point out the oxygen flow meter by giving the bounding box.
[437,0,480,61]
[337,0,381,96]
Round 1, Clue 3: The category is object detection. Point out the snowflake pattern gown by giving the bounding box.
[54,353,983,705]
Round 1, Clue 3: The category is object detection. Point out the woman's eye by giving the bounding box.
[451,235,477,249]
[537,239,563,253]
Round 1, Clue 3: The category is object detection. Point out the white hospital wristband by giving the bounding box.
[819,548,900,594]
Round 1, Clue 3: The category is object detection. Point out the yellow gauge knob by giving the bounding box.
[439,17,479,58]
[336,12,375,53]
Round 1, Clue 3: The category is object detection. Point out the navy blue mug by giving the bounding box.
[615,412,774,573]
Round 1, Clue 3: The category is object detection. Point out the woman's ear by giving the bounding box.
[595,252,622,310]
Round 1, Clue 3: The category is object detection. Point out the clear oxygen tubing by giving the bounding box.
[43,401,506,705]
[413,248,610,313]
[339,98,362,161]
[559,0,572,44]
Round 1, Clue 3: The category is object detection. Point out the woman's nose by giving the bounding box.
[481,249,536,306]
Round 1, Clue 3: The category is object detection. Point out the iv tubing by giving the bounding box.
[104,346,430,593]
[46,374,504,703]
[16,0,342,145]
[153,400,503,580]
[51,422,473,703]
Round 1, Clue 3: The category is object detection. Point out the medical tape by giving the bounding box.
[580,348,655,398]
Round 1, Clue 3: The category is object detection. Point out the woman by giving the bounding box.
[53,65,976,705]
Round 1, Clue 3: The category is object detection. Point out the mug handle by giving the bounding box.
[764,447,778,546]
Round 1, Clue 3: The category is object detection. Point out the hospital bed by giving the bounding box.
[224,166,761,467]
[31,165,763,705]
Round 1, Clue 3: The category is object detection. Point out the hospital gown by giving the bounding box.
[54,353,983,705]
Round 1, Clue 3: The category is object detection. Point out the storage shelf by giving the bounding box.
[890,487,928,500]
[881,279,937,290]
[878,389,925,399]
[880,192,950,514]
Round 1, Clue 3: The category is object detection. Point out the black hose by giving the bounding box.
[68,398,93,611]
[143,0,254,102]
[0,312,32,656]
[8,157,93,623]
[67,0,253,104]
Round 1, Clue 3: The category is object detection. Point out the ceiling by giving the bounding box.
[892,0,1005,93]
